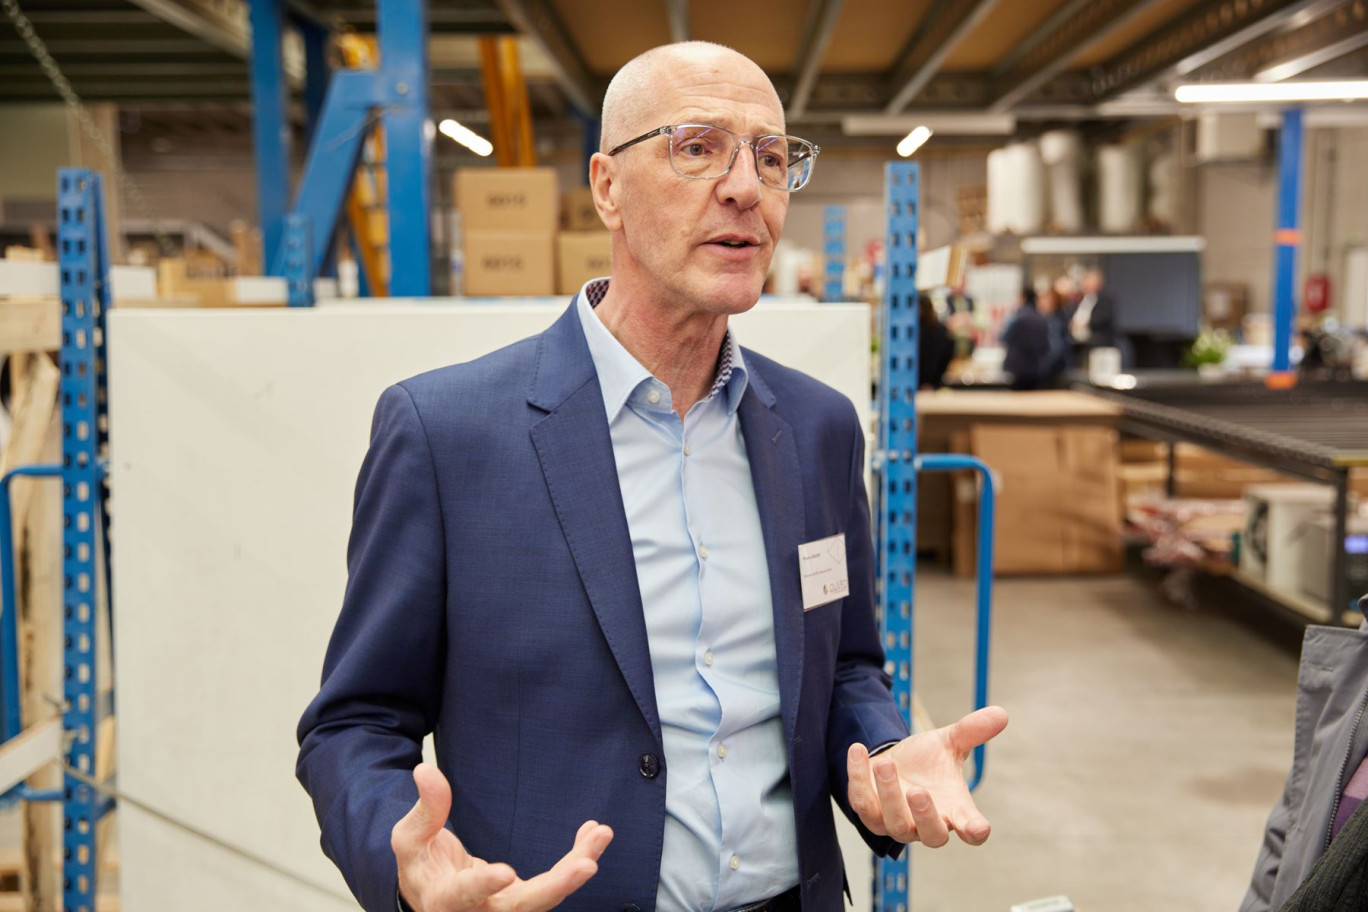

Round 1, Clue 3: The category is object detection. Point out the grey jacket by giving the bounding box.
[1240,621,1368,912]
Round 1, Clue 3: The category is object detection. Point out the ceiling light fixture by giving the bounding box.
[896,126,933,157]
[1175,80,1368,103]
[438,119,493,156]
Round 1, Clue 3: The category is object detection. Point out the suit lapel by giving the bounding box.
[737,367,807,751]
[528,303,662,746]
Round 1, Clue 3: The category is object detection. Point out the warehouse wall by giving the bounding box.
[1196,159,1277,315]
[0,105,72,202]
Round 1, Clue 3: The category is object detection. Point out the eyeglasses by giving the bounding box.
[607,123,821,191]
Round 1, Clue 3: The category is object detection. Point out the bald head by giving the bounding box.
[600,42,784,153]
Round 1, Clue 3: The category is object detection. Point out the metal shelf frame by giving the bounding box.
[0,168,115,912]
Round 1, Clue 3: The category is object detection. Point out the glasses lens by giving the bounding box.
[754,135,791,189]
[670,125,733,178]
[781,137,816,190]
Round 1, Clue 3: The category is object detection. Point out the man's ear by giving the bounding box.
[589,152,621,232]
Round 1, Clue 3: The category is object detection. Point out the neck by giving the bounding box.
[594,283,729,417]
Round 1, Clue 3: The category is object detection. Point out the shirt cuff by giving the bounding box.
[868,740,900,757]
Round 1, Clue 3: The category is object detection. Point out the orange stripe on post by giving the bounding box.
[1274,228,1303,245]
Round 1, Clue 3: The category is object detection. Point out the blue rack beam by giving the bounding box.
[875,161,919,912]
[57,167,114,912]
[249,0,291,270]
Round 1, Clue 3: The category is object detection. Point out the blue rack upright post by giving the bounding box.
[871,162,997,912]
[57,167,115,912]
[875,161,919,912]
[823,205,846,301]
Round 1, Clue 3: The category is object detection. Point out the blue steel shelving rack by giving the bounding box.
[873,162,996,912]
[0,168,114,912]
[823,205,846,302]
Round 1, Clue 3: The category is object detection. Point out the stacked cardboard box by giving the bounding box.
[456,168,558,296]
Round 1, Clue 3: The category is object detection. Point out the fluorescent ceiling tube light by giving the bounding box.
[438,119,493,156]
[897,126,933,157]
[1175,80,1368,103]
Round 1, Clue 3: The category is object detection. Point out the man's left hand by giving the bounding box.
[846,705,1008,847]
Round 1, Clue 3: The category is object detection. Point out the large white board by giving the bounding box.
[109,300,874,911]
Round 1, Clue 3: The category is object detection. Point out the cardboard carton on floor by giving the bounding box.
[462,230,555,297]
[557,231,612,295]
[455,168,558,233]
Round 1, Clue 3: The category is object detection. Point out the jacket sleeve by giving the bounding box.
[826,408,912,858]
[296,384,449,912]
[1237,764,1294,912]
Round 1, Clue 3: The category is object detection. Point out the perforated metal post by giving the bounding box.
[823,204,846,301]
[57,168,112,912]
[285,214,315,308]
[874,162,918,912]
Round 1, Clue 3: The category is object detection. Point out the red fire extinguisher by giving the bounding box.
[1305,273,1331,314]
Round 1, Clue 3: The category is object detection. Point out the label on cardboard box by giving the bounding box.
[463,230,555,297]
[557,232,612,296]
[455,168,559,232]
[561,187,602,231]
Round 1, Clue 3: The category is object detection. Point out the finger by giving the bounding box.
[907,788,949,848]
[873,758,917,843]
[508,822,614,911]
[846,744,885,835]
[393,763,455,853]
[951,807,992,846]
[946,706,1009,755]
[438,862,517,909]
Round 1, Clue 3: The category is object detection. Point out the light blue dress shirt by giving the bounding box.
[576,280,800,912]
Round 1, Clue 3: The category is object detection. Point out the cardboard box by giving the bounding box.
[462,230,554,296]
[956,424,1122,575]
[455,167,558,232]
[557,231,612,295]
[561,186,601,231]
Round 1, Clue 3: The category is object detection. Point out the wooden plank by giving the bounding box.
[0,261,156,300]
[0,718,61,794]
[0,298,61,353]
[918,389,1122,418]
[21,408,64,910]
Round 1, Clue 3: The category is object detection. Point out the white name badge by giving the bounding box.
[799,533,850,611]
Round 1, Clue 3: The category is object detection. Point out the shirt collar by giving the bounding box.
[575,278,749,420]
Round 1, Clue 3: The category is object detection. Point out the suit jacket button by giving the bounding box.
[638,753,659,778]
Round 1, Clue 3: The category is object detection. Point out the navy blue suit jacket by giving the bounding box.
[297,301,909,912]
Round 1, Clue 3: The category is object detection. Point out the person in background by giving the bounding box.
[918,292,954,389]
[1239,610,1368,912]
[1070,268,1118,351]
[1042,280,1076,381]
[1001,286,1052,391]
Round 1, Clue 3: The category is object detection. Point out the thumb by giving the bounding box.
[398,762,453,845]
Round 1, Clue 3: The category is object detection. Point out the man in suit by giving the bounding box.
[1070,268,1117,351]
[297,41,1007,912]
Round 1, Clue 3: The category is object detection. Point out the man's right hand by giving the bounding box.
[392,763,613,911]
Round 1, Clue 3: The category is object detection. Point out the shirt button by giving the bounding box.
[717,744,728,759]
[683,442,692,456]
[698,546,709,560]
[703,651,714,666]
[646,390,661,405]
[638,753,659,778]
[730,854,740,871]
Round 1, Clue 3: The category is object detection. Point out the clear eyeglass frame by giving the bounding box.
[606,123,821,192]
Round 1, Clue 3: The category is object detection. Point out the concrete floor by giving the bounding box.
[905,569,1303,912]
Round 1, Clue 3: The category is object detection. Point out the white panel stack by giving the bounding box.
[109,301,876,912]
[1098,144,1142,234]
[1039,130,1084,234]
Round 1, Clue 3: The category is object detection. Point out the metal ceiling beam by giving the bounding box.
[0,62,244,76]
[991,0,1091,76]
[665,0,689,42]
[115,0,304,81]
[884,0,1002,113]
[989,0,1171,111]
[1091,0,1332,101]
[0,38,211,54]
[17,11,163,25]
[1169,0,1342,78]
[494,0,597,115]
[312,7,511,27]
[787,0,846,120]
[1258,28,1368,81]
[0,81,251,98]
